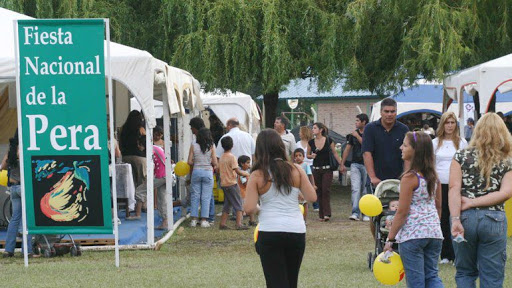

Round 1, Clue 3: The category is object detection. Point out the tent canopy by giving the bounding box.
[201,91,261,136]
[444,53,512,114]
[0,8,203,127]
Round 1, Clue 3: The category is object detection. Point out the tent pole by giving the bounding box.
[146,124,155,245]
[162,86,174,230]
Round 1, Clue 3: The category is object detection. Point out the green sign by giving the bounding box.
[17,19,112,234]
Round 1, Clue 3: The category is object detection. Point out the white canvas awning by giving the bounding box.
[201,91,261,136]
[444,53,512,114]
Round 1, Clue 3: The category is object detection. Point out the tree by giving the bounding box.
[163,0,349,127]
[3,0,512,125]
[344,0,512,93]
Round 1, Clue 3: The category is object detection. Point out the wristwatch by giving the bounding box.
[451,216,461,221]
[386,238,396,243]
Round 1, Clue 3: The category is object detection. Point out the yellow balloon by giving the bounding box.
[174,161,191,177]
[299,204,305,215]
[373,251,405,285]
[0,170,7,187]
[359,194,383,217]
[253,223,259,243]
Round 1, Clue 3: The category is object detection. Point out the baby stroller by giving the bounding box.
[32,234,82,258]
[367,179,400,271]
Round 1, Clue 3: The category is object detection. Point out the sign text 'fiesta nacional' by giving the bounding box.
[16,19,112,234]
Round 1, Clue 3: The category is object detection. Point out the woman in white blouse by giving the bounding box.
[432,112,467,264]
[296,126,313,167]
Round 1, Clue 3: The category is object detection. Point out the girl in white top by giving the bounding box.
[244,129,316,288]
[432,112,467,264]
[296,126,313,167]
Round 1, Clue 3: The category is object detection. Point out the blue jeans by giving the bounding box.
[453,209,507,288]
[190,169,214,219]
[311,165,319,210]
[208,190,215,222]
[398,238,443,288]
[5,185,33,254]
[350,163,367,216]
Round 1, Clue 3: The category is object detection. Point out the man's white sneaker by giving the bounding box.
[362,216,370,222]
[439,258,450,264]
[349,214,359,221]
[200,221,211,228]
[190,219,197,227]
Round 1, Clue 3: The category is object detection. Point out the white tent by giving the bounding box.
[444,53,512,114]
[0,8,204,247]
[201,91,262,136]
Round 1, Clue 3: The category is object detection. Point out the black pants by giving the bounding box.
[440,184,455,260]
[257,231,306,288]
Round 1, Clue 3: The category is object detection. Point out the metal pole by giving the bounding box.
[162,85,174,230]
[291,109,294,129]
[105,19,120,268]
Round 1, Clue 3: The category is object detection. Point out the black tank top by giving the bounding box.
[308,137,332,167]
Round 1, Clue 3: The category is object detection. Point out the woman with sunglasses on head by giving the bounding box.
[384,131,443,288]
[306,122,342,222]
[432,112,467,265]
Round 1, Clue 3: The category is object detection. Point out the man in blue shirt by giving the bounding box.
[362,98,409,186]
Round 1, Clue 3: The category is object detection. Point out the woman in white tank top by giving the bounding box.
[244,129,316,288]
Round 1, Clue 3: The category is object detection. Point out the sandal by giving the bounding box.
[126,216,141,220]
[219,225,231,230]
[323,216,330,222]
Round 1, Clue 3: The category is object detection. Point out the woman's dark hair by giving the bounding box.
[120,110,144,153]
[313,122,328,137]
[238,155,250,167]
[196,127,214,153]
[402,131,438,197]
[7,129,19,169]
[189,117,205,131]
[153,125,163,137]
[252,129,295,195]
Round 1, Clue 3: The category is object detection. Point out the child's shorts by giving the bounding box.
[222,184,243,213]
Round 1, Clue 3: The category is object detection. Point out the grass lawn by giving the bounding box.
[2,182,512,287]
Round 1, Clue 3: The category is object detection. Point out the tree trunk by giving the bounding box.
[263,92,279,128]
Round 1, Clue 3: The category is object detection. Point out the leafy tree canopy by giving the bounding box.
[2,0,512,125]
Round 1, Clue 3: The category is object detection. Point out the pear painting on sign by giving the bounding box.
[16,19,112,234]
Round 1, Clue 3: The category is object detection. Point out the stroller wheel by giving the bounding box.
[371,253,377,271]
[367,252,373,269]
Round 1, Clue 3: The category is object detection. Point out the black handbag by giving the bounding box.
[327,138,339,171]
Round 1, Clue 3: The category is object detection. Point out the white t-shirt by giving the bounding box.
[281,131,297,158]
[296,141,313,166]
[216,127,256,160]
[433,138,468,184]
